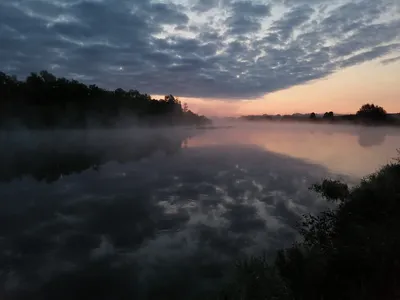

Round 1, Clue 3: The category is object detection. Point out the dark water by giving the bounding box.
[0,124,399,299]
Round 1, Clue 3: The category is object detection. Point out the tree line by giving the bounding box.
[308,103,391,123]
[242,104,400,125]
[0,70,210,129]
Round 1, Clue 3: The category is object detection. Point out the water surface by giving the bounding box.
[1,123,399,299]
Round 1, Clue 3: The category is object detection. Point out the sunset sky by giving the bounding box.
[1,0,399,116]
[172,57,400,116]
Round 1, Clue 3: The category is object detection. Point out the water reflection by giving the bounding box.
[0,128,338,299]
[357,127,386,148]
[188,123,400,178]
[0,129,192,183]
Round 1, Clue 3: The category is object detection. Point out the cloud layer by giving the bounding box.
[0,0,399,99]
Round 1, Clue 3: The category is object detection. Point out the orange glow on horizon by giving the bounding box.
[154,55,400,117]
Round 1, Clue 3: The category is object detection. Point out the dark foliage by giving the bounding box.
[222,157,400,300]
[356,103,387,122]
[322,111,334,120]
[310,179,349,202]
[0,71,210,129]
[241,104,399,126]
[218,255,292,300]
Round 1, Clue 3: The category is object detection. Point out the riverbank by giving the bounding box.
[219,155,400,300]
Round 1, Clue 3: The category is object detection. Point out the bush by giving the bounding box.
[218,255,292,300]
[356,104,387,122]
[221,156,400,300]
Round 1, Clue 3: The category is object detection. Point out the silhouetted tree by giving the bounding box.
[0,70,210,129]
[356,104,387,122]
[183,103,189,113]
[309,112,317,120]
[322,111,334,120]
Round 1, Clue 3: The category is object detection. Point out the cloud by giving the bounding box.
[330,21,400,58]
[222,202,266,233]
[269,4,314,42]
[191,0,219,12]
[381,55,400,65]
[0,0,399,99]
[320,1,385,38]
[148,2,189,25]
[339,43,400,68]
[225,1,271,35]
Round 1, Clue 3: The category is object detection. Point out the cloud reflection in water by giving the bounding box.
[0,128,343,299]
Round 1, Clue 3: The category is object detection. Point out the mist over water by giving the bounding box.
[1,123,399,299]
[195,121,400,178]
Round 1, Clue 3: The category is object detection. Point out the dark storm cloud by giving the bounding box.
[0,0,399,99]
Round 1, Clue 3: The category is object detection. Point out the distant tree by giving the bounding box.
[356,104,387,122]
[183,103,189,113]
[39,70,56,83]
[164,94,176,104]
[309,112,317,120]
[323,111,334,120]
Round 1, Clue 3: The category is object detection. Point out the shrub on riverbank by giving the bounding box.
[220,155,400,300]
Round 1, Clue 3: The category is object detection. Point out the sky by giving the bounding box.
[0,0,399,116]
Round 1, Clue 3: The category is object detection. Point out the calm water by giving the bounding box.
[1,123,399,299]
